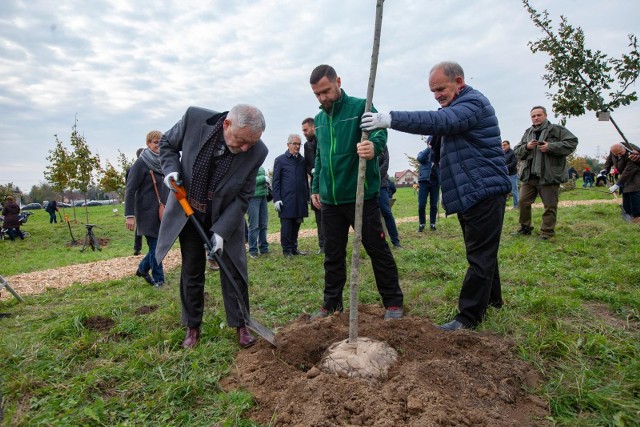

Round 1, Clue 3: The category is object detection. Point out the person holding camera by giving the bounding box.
[604,142,640,221]
[513,106,578,240]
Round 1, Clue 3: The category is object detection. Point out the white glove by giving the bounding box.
[274,201,283,212]
[264,175,271,184]
[609,184,620,193]
[163,172,182,191]
[208,233,223,258]
[361,112,391,131]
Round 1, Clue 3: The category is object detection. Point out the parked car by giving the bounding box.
[58,202,72,208]
[85,201,103,207]
[21,203,42,210]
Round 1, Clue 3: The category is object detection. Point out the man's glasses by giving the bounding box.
[289,142,301,146]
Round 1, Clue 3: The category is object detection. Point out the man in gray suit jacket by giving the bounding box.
[156,104,268,349]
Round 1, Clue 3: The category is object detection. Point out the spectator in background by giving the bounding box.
[417,137,440,231]
[45,199,59,224]
[247,166,270,258]
[125,131,168,288]
[302,117,325,254]
[379,145,401,248]
[582,167,595,188]
[126,147,145,255]
[2,196,25,241]
[605,142,640,221]
[502,140,518,208]
[567,166,579,180]
[273,134,309,257]
[513,106,578,240]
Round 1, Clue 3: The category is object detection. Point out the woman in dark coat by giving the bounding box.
[2,196,25,241]
[45,200,58,223]
[124,131,169,287]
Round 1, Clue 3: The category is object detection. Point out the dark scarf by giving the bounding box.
[140,148,163,175]
[189,114,235,214]
[527,120,552,177]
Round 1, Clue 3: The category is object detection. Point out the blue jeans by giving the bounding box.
[418,181,439,226]
[509,174,519,207]
[138,236,164,283]
[378,187,400,246]
[247,196,269,255]
[583,177,593,188]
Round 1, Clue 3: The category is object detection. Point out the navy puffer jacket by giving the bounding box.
[390,85,510,214]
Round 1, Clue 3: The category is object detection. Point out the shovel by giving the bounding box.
[170,181,276,346]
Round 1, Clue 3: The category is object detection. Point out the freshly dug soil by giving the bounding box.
[222,305,549,426]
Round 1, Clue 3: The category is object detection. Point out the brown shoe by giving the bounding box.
[181,327,200,349]
[237,326,256,348]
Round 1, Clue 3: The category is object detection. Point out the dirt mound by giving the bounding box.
[83,315,114,332]
[222,305,549,426]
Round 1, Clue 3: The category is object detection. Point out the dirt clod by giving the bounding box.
[83,315,114,332]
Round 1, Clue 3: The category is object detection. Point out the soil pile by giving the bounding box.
[223,305,549,426]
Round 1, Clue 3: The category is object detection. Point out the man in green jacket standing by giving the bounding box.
[308,64,403,320]
[513,106,578,240]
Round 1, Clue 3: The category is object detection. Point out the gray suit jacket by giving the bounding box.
[156,106,268,285]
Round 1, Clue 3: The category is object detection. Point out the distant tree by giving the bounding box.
[28,183,56,204]
[44,135,72,195]
[0,182,22,203]
[99,150,133,202]
[405,154,419,174]
[523,0,640,144]
[52,116,101,223]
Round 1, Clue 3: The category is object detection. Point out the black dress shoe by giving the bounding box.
[438,319,470,331]
[237,326,256,348]
[182,327,200,348]
[511,225,534,236]
[133,250,141,256]
[135,270,155,286]
[292,250,307,256]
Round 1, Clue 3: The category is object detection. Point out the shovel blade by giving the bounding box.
[247,318,277,346]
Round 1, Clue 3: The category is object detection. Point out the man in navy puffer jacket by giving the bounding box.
[362,61,511,331]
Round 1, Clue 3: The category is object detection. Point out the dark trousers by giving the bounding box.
[312,205,324,250]
[623,190,640,217]
[178,221,248,328]
[280,218,301,255]
[418,181,439,226]
[7,228,25,240]
[321,199,403,311]
[455,194,506,326]
[133,226,142,252]
[519,180,559,237]
[378,187,400,246]
[48,211,57,223]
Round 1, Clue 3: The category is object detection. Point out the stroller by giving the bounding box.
[0,211,34,240]
[595,170,609,187]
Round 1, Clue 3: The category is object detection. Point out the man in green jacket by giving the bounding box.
[308,64,403,320]
[513,106,578,240]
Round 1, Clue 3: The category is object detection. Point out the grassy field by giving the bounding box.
[0,184,638,426]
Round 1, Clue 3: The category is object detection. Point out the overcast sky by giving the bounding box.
[1,0,639,192]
